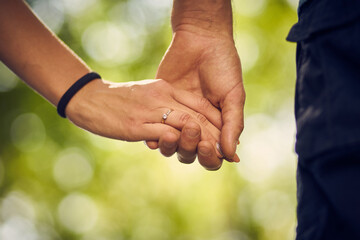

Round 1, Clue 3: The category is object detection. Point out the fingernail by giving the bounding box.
[237,139,240,145]
[164,142,176,148]
[216,142,224,157]
[217,143,233,162]
[185,128,200,138]
[199,147,211,157]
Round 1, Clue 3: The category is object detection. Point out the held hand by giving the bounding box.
[65,79,224,168]
[154,31,245,166]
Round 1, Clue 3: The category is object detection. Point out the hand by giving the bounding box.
[66,79,224,165]
[148,30,245,169]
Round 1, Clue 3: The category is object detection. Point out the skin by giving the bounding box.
[0,0,223,160]
[147,0,245,169]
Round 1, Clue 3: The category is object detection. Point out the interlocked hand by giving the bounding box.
[146,30,245,170]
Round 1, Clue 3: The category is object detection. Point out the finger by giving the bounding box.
[139,123,181,141]
[216,142,240,163]
[165,109,224,158]
[158,131,180,157]
[233,153,240,163]
[197,141,223,171]
[173,89,222,129]
[144,107,221,159]
[145,140,158,150]
[177,121,201,164]
[160,109,220,144]
[220,84,245,160]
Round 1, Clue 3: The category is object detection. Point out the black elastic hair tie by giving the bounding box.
[57,71,101,118]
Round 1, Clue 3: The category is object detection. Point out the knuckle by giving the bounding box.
[202,130,214,142]
[239,123,244,134]
[196,113,208,126]
[241,89,246,102]
[129,85,140,92]
[179,113,191,124]
[179,141,197,153]
[169,127,180,138]
[237,121,244,133]
[237,121,245,134]
[198,97,211,110]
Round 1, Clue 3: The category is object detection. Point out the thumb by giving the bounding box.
[220,83,245,160]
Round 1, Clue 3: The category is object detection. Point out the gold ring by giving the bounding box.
[161,109,173,124]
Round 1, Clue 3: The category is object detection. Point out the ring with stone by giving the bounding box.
[161,109,173,124]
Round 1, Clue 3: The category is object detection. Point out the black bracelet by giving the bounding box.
[57,72,101,118]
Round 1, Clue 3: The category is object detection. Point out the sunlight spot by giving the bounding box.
[0,216,38,240]
[252,191,294,230]
[58,193,98,233]
[53,148,93,190]
[233,0,266,17]
[11,113,46,152]
[110,0,171,31]
[82,21,145,66]
[237,109,296,183]
[235,32,260,72]
[1,191,35,221]
[61,0,96,15]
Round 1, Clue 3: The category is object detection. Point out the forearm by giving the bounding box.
[172,0,233,37]
[0,0,91,106]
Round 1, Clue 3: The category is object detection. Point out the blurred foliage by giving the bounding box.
[0,0,298,239]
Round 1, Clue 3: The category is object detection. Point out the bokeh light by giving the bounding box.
[82,21,145,66]
[234,0,266,17]
[0,216,38,240]
[10,113,46,152]
[61,0,96,16]
[57,192,98,234]
[252,190,294,230]
[235,32,260,72]
[1,191,35,221]
[238,107,296,183]
[53,148,94,190]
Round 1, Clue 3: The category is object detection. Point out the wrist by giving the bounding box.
[172,0,233,38]
[57,72,101,118]
[65,78,105,123]
[64,79,131,140]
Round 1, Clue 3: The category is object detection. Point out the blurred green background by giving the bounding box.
[0,0,298,239]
